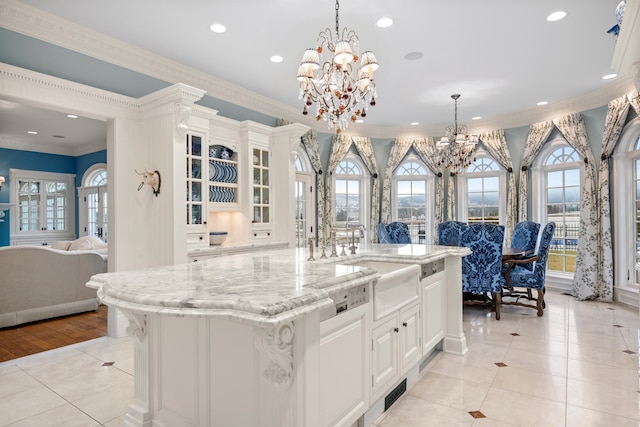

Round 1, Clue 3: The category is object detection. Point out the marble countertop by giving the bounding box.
[88,243,469,327]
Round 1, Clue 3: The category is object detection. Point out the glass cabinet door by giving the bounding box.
[186,133,204,225]
[252,147,270,224]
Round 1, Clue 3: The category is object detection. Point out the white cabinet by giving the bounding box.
[208,144,239,211]
[421,263,446,355]
[186,132,208,248]
[251,146,272,241]
[320,303,370,427]
[371,301,421,401]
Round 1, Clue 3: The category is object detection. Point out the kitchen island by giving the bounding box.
[88,243,470,427]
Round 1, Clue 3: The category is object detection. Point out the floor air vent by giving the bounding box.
[384,378,407,411]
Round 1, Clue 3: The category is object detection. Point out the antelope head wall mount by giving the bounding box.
[136,169,161,197]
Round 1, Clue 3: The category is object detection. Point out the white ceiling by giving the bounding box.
[0,0,631,151]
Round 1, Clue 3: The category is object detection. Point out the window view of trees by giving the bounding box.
[334,159,363,227]
[543,146,580,273]
[465,157,501,224]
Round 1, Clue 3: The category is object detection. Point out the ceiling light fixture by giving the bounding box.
[546,11,567,22]
[297,0,379,134]
[376,17,393,28]
[435,94,478,175]
[602,73,617,80]
[537,101,548,106]
[67,114,78,119]
[270,55,284,63]
[209,23,227,34]
[27,130,38,135]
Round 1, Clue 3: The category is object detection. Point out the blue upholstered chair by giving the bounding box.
[510,221,540,271]
[460,223,506,320]
[377,222,412,244]
[502,222,556,317]
[437,221,466,246]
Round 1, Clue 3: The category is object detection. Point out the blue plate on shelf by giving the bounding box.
[209,163,215,181]
[228,165,237,183]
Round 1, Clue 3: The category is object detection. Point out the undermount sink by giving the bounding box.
[340,260,420,320]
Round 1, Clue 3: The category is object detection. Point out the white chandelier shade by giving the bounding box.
[435,94,479,175]
[297,0,378,134]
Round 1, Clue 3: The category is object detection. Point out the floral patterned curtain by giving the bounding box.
[325,134,354,240]
[413,138,446,234]
[380,138,413,224]
[553,114,598,300]
[447,173,456,221]
[300,129,328,246]
[352,136,380,242]
[479,129,517,243]
[519,121,554,221]
[630,90,640,115]
[597,95,630,303]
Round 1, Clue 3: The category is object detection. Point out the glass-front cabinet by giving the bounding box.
[186,133,205,227]
[252,147,270,224]
[251,145,272,241]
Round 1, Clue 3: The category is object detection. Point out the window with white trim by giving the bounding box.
[79,164,108,242]
[333,154,369,232]
[613,119,640,296]
[9,168,76,245]
[532,140,582,275]
[294,149,315,248]
[457,149,506,225]
[392,155,435,243]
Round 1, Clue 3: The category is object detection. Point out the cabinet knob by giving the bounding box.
[199,236,203,240]
[393,327,399,333]
[402,322,408,327]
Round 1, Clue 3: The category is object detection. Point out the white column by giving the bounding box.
[443,255,468,355]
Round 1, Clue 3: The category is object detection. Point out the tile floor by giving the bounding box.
[0,290,638,426]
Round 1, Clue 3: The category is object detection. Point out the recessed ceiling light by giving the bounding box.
[410,122,419,126]
[472,116,481,120]
[27,130,38,135]
[209,23,227,34]
[270,55,283,63]
[537,101,548,106]
[376,17,393,28]
[66,114,78,119]
[355,119,364,123]
[404,52,423,61]
[602,73,617,80]
[52,135,65,139]
[546,11,566,22]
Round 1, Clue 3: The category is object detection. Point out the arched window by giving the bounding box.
[392,155,435,243]
[532,140,582,277]
[457,148,506,225]
[613,119,640,300]
[79,164,108,242]
[333,154,369,230]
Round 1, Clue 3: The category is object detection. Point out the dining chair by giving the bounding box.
[502,222,556,317]
[437,221,466,246]
[460,223,505,320]
[510,220,540,271]
[377,222,412,244]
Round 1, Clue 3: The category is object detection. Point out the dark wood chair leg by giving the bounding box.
[492,292,501,320]
[536,289,544,316]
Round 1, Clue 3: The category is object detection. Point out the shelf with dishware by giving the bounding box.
[208,144,240,211]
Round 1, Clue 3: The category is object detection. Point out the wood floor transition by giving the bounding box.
[0,305,108,363]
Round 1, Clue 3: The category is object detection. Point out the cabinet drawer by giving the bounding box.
[251,229,272,241]
[187,232,208,248]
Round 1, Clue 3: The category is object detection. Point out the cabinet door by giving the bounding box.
[422,274,446,355]
[399,303,421,374]
[186,133,206,227]
[371,316,398,397]
[251,147,270,225]
[319,304,370,427]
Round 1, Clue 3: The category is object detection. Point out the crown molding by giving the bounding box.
[0,0,635,139]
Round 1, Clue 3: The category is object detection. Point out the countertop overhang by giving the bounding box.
[88,244,470,327]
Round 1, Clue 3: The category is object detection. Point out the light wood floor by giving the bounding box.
[0,305,108,363]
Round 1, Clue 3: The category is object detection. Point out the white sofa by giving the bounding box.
[0,236,108,328]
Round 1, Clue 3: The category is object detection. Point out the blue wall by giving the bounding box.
[0,148,107,246]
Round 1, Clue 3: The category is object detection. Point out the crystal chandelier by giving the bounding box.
[435,94,479,175]
[297,0,378,134]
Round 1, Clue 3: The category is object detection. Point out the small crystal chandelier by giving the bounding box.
[297,0,379,134]
[435,94,479,175]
